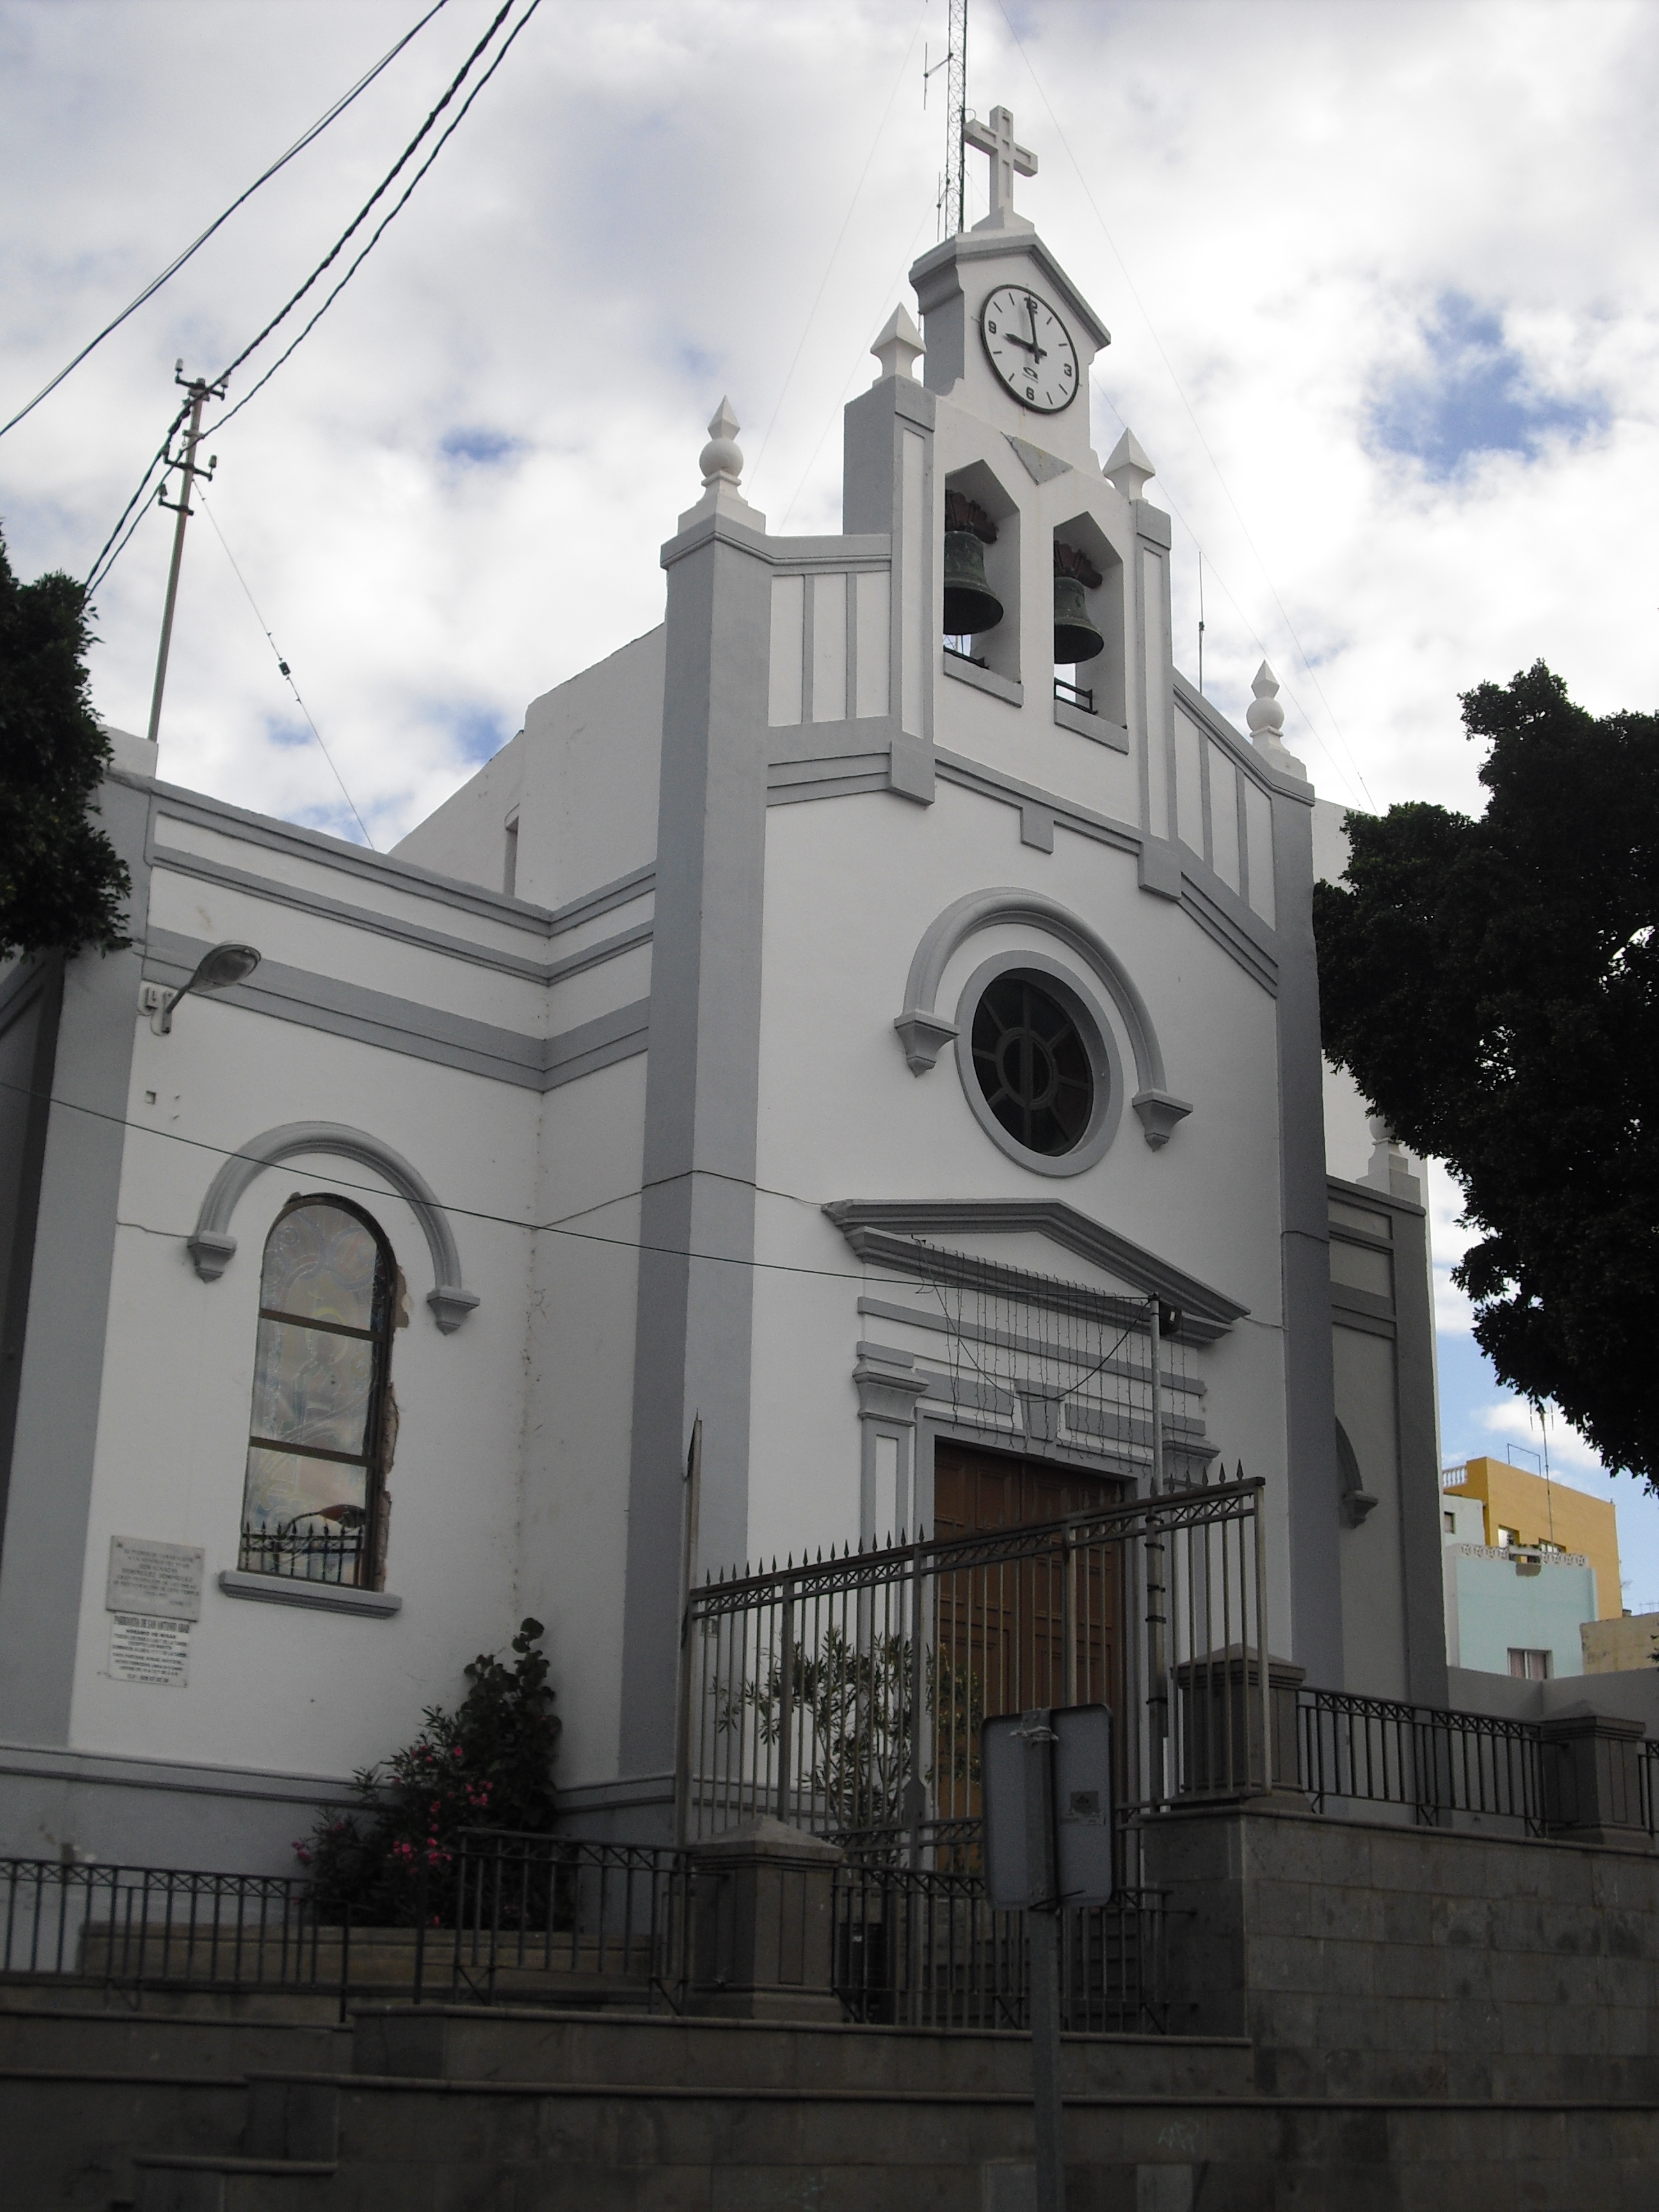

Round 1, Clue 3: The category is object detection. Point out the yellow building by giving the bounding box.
[1444,1456,1622,1622]
[1582,1614,1659,1672]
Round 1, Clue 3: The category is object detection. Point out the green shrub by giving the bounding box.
[294,1618,559,1923]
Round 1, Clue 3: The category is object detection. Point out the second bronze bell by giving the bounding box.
[1054,542,1105,664]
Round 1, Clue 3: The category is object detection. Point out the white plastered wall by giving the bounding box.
[746,783,1292,1635]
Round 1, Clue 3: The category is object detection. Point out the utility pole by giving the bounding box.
[146,362,222,749]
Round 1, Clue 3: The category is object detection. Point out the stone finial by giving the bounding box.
[1246,662,1285,739]
[1104,429,1155,502]
[870,305,924,383]
[1246,662,1308,781]
[678,397,765,532]
[1365,1114,1422,1204]
[698,398,744,492]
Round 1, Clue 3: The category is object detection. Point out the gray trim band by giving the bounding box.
[187,1119,477,1330]
[0,1736,365,1808]
[152,842,652,984]
[126,774,577,935]
[217,1569,402,1618]
[143,927,648,1093]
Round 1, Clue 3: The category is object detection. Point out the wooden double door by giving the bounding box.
[928,1444,1127,1824]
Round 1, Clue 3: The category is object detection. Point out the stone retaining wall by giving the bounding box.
[1144,1802,1659,2101]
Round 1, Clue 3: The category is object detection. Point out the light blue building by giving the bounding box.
[1442,1493,1597,1679]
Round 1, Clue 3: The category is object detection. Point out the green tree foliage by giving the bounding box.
[0,533,129,961]
[295,1618,560,1923]
[1314,662,1659,1486]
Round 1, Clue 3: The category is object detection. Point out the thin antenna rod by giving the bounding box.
[146,363,224,749]
[947,0,967,236]
[1198,551,1207,694]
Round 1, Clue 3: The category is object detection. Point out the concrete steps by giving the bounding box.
[0,1997,352,2208]
[6,1992,1655,2209]
[133,2068,1659,2212]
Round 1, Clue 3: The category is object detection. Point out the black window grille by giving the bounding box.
[970,973,1094,1156]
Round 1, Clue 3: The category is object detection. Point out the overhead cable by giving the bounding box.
[82,401,193,597]
[0,0,453,441]
[79,0,541,594]
[195,488,377,848]
[205,0,541,436]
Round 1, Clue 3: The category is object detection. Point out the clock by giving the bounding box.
[981,286,1080,413]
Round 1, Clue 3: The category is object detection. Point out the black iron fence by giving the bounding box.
[0,1858,353,2012]
[678,1475,1272,1886]
[439,1834,689,2010]
[830,1862,1166,2032]
[427,1831,1167,2031]
[1299,1687,1548,1832]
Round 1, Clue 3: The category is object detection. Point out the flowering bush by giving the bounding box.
[294,1617,560,1923]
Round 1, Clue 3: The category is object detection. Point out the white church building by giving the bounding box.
[0,113,1445,1870]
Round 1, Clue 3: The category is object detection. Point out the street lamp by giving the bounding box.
[153,942,261,1034]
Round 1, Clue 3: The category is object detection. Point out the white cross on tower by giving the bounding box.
[963,105,1036,228]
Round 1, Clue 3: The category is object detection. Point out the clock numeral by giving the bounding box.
[1062,364,1073,378]
[987,320,997,333]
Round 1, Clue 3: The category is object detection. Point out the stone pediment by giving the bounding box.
[822,1198,1247,1343]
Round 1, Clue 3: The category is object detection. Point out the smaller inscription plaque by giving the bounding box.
[106,1535,204,1622]
[109,1614,192,1688]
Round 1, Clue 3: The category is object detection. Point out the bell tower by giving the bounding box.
[909,106,1111,474]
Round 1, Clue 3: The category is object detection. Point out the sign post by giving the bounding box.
[981,1704,1114,2212]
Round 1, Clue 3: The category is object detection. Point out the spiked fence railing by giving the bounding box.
[677,1472,1272,1884]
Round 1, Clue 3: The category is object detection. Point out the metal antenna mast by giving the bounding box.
[146,362,224,749]
[946,0,968,236]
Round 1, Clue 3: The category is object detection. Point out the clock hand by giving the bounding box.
[1024,296,1046,364]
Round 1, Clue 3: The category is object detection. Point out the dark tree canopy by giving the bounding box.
[1315,662,1659,1489]
[0,531,129,964]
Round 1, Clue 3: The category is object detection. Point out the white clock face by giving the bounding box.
[981,287,1080,413]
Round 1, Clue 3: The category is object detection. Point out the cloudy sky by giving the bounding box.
[4,0,1655,1601]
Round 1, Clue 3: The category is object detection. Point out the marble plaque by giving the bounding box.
[108,1613,192,1688]
[106,1535,204,1621]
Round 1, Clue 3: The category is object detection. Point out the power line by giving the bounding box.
[1087,373,1346,788]
[0,1070,922,1294]
[747,0,930,498]
[79,0,541,597]
[83,402,192,597]
[0,1,453,441]
[206,0,540,436]
[195,488,376,848]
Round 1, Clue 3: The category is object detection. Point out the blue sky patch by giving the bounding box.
[1369,294,1603,479]
[442,704,511,764]
[440,426,526,467]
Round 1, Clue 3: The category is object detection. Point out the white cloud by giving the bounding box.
[2,0,1655,847]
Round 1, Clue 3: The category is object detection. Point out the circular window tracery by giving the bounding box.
[952,954,1123,1178]
[971,974,1094,1156]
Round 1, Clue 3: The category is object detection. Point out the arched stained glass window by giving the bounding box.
[237,1198,396,1591]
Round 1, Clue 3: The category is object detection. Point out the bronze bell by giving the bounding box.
[943,490,1004,636]
[943,528,1004,636]
[1054,541,1105,664]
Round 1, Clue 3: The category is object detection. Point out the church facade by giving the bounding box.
[0,115,1443,1870]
